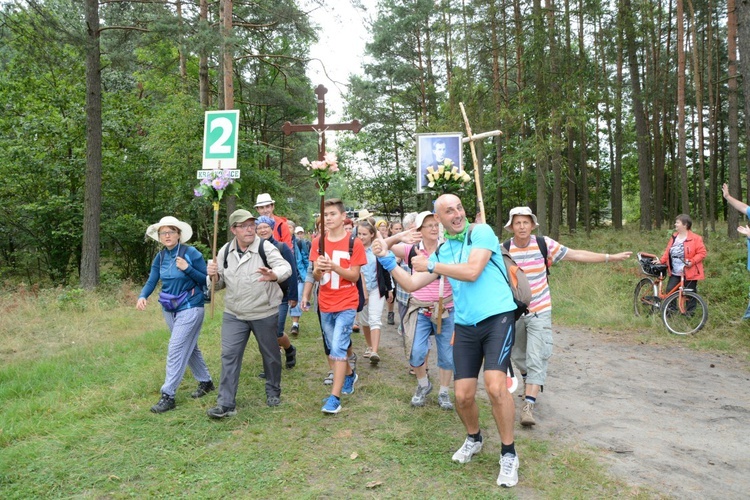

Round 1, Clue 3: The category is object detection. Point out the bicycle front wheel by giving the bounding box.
[634,278,658,317]
[661,291,708,335]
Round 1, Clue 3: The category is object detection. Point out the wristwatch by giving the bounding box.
[427,261,436,274]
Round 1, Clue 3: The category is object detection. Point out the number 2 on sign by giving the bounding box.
[320,250,350,289]
[209,118,233,154]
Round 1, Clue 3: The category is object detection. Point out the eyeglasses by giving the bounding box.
[422,224,440,230]
[158,231,178,237]
[234,223,255,230]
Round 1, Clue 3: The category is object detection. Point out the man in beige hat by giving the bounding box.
[205,209,292,417]
[254,193,292,250]
[502,206,631,428]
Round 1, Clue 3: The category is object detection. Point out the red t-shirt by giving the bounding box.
[312,233,367,313]
[272,215,293,250]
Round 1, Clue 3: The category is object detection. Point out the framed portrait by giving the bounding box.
[415,133,463,193]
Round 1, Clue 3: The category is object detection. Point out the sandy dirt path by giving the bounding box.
[377,317,749,498]
[513,326,750,498]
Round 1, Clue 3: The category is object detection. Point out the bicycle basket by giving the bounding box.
[639,257,667,277]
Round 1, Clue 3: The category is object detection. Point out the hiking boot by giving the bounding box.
[410,381,433,407]
[321,395,341,414]
[348,352,357,371]
[363,346,372,358]
[323,371,334,385]
[452,436,483,464]
[437,391,454,411]
[342,371,358,395]
[387,311,395,325]
[150,393,176,413]
[369,352,380,366]
[290,324,299,336]
[206,405,237,419]
[497,453,520,487]
[191,380,215,399]
[285,345,297,369]
[520,402,536,427]
[266,396,281,407]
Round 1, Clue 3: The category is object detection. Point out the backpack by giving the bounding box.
[159,244,211,304]
[437,224,532,321]
[503,235,550,276]
[222,238,290,296]
[349,233,366,312]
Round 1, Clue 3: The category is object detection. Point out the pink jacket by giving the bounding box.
[659,230,707,281]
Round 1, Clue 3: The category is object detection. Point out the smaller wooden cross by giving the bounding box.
[282,85,362,254]
[459,102,503,221]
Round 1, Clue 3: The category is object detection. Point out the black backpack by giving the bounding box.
[222,238,290,295]
[159,244,211,304]
[349,233,366,312]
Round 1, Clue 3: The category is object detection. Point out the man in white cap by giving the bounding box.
[503,206,631,428]
[254,193,292,250]
[206,209,292,416]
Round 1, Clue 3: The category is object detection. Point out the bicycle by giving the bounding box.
[633,252,708,335]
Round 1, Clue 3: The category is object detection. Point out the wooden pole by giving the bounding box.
[459,102,486,221]
[210,201,219,318]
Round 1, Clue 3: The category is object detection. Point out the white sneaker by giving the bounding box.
[497,453,519,487]
[451,436,483,464]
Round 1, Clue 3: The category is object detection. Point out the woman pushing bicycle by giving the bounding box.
[657,214,707,299]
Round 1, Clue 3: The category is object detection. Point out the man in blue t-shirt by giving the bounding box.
[372,194,520,489]
[722,183,750,319]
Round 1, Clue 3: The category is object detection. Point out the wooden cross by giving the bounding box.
[282,84,362,254]
[459,102,503,222]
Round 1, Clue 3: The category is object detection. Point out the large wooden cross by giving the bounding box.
[459,102,502,222]
[282,84,362,254]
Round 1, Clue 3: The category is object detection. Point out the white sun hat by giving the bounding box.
[504,206,539,231]
[146,216,193,243]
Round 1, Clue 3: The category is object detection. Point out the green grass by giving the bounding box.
[5,223,748,497]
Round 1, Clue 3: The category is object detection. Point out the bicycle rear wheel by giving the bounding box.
[634,278,658,317]
[661,291,708,335]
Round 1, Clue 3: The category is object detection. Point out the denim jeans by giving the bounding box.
[320,309,357,360]
[409,310,455,371]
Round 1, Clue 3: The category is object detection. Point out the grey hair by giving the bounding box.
[402,212,419,229]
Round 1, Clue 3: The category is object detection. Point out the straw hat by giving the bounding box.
[146,216,193,243]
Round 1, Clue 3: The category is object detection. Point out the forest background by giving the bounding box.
[2,0,750,288]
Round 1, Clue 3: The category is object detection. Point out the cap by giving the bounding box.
[229,209,256,227]
[414,211,436,230]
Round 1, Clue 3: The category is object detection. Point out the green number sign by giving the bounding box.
[203,110,240,169]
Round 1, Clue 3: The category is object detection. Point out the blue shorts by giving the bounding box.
[320,309,357,360]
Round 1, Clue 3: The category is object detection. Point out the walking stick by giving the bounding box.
[210,201,219,318]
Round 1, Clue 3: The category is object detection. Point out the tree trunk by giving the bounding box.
[622,0,652,230]
[677,0,689,214]
[707,0,717,231]
[728,0,740,236]
[688,0,708,235]
[735,0,750,205]
[199,0,209,108]
[80,0,102,289]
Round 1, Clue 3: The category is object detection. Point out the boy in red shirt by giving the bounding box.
[310,199,367,414]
